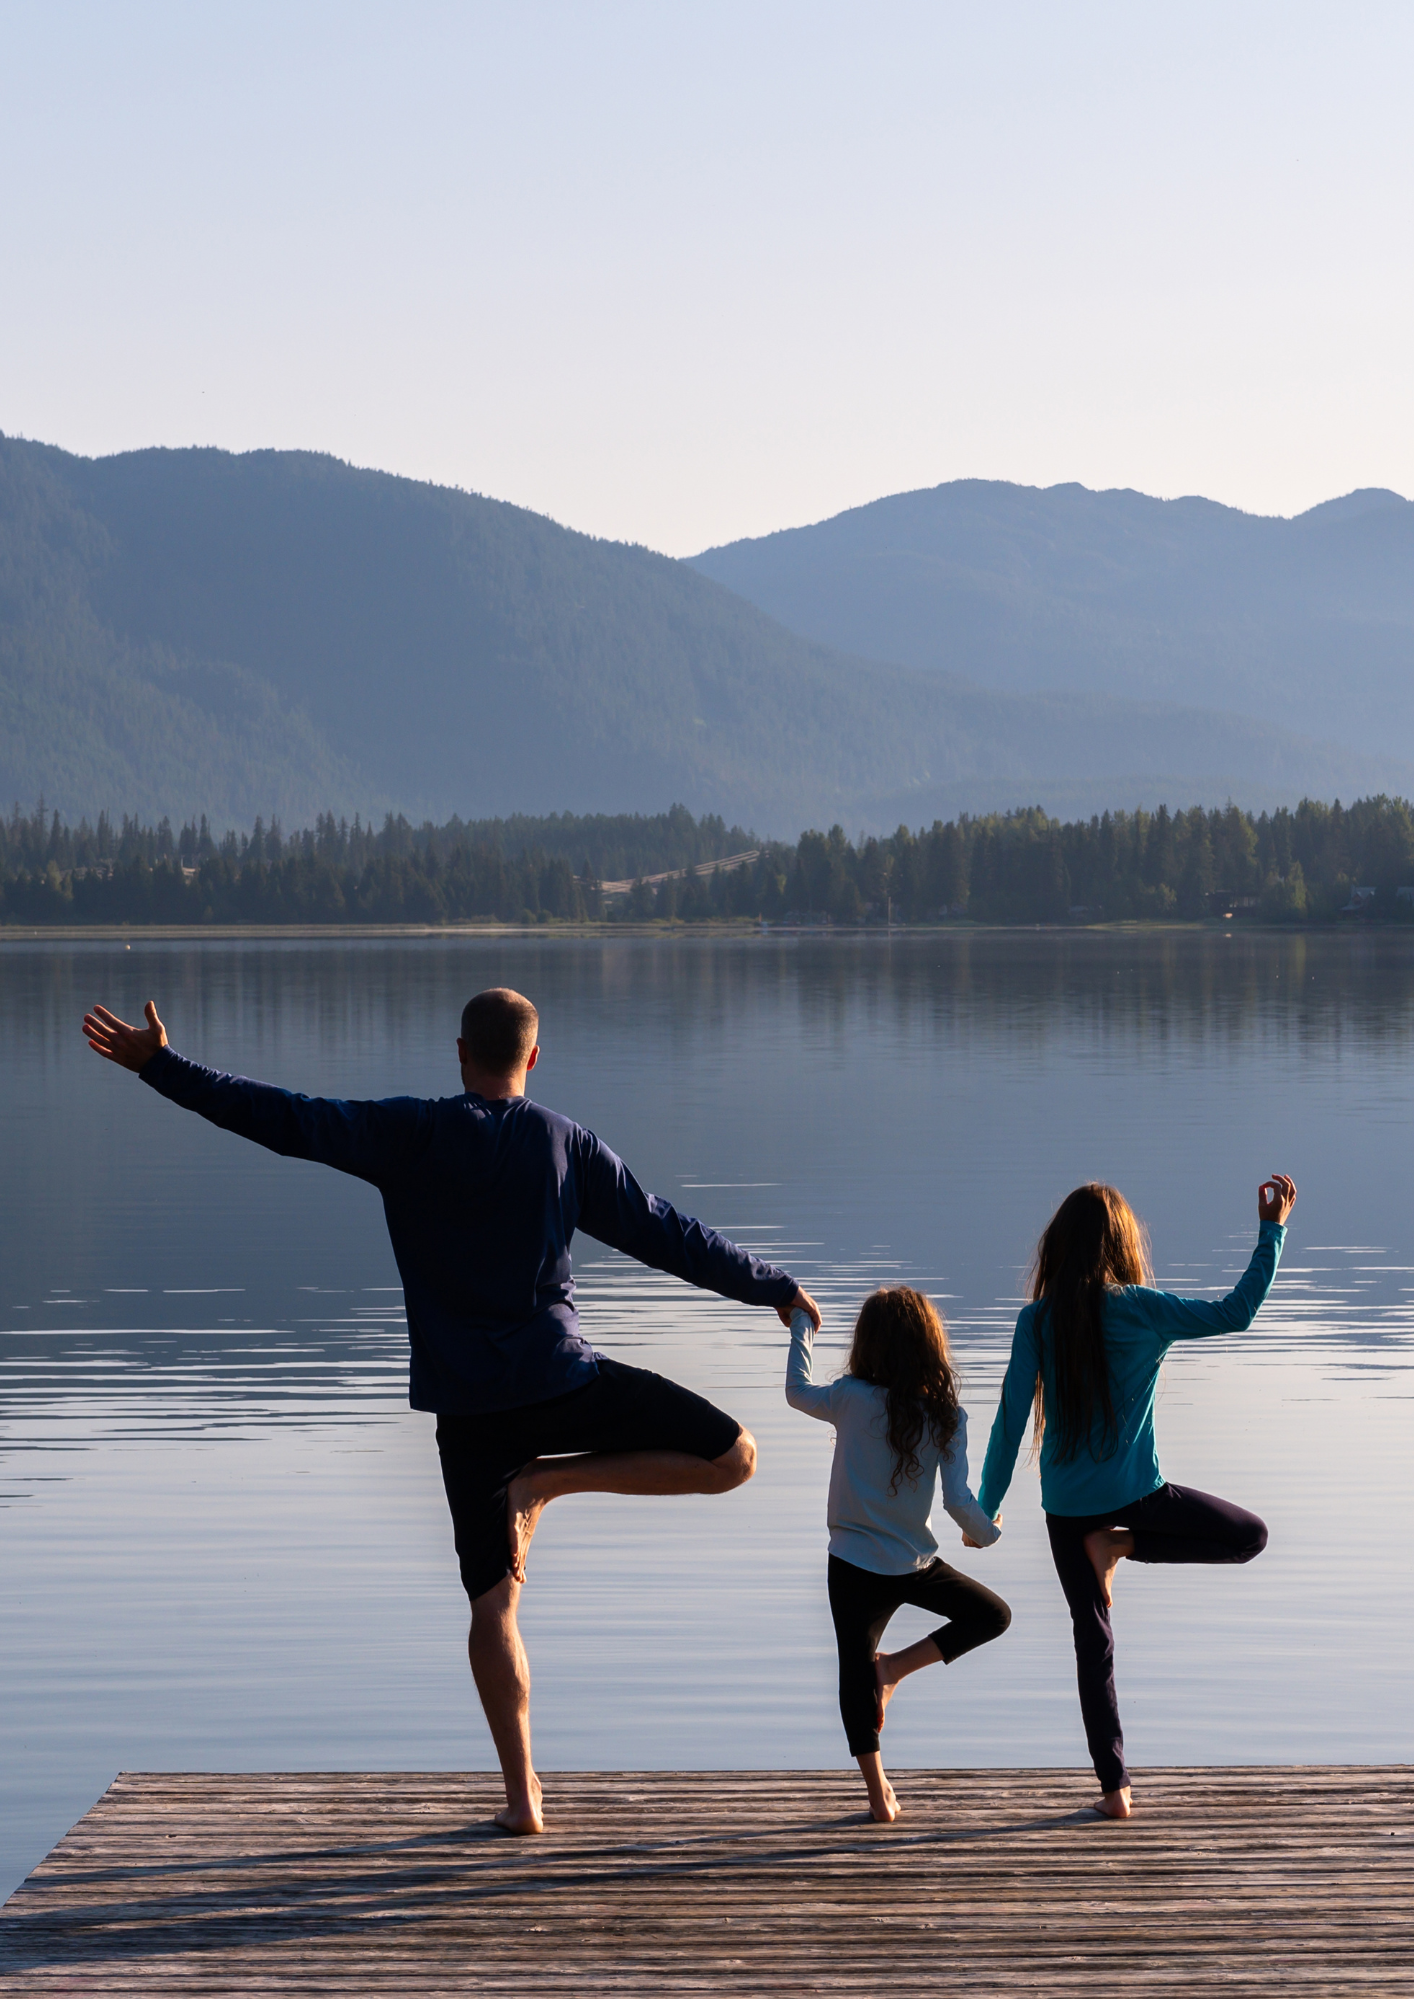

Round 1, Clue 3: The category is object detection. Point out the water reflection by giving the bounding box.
[3,931,1414,1900]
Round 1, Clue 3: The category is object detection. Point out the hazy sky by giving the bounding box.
[3,1,1410,554]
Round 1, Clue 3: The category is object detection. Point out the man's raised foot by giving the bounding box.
[506,1461,552,1582]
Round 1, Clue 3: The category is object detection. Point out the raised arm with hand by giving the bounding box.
[784,1303,838,1418]
[83,1000,425,1185]
[1138,1173,1297,1342]
[84,1001,168,1072]
[977,1175,1297,1521]
[1260,1174,1298,1225]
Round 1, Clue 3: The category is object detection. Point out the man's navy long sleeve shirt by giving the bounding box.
[140,1046,797,1414]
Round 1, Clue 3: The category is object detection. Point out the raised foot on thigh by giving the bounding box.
[874,1653,898,1732]
[1083,1526,1134,1609]
[1094,1786,1133,1820]
[506,1463,552,1583]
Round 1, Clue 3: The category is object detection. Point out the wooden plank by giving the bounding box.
[3,1768,1412,1995]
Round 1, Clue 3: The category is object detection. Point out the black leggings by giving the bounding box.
[827,1553,1012,1756]
[1047,1482,1268,1794]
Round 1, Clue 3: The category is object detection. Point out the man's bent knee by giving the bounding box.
[712,1427,756,1491]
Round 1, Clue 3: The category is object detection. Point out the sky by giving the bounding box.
[2,0,1411,555]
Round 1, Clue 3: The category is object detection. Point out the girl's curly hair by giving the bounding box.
[846,1286,961,1494]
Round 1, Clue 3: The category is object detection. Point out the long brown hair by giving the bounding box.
[1030,1184,1152,1463]
[847,1287,961,1493]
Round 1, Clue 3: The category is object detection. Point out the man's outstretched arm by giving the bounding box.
[83,1000,424,1185]
[576,1131,820,1329]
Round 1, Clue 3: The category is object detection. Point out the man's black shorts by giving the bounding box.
[435,1357,743,1602]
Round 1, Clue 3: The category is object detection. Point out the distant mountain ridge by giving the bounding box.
[690,478,1414,765]
[3,437,1412,834]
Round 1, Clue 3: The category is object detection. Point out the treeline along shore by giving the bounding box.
[4,795,1414,928]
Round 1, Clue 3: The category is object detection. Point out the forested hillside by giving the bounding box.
[692,479,1414,762]
[6,795,1412,928]
[6,437,1412,834]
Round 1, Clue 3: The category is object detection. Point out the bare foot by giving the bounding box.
[494,1778,545,1836]
[1095,1786,1132,1820]
[1083,1526,1135,1609]
[868,1777,901,1824]
[506,1462,550,1582]
[856,1751,901,1823]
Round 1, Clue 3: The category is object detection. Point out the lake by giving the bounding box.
[3,928,1413,1897]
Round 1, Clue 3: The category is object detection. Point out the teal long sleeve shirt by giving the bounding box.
[977,1221,1286,1521]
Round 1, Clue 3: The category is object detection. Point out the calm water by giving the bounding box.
[4,930,1414,1895]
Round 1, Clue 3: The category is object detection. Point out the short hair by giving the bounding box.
[460,988,539,1075]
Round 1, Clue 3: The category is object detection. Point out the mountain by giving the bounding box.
[690,479,1414,768]
[3,436,1413,835]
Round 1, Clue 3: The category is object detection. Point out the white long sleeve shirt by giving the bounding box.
[785,1308,1000,1575]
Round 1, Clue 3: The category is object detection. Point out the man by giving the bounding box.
[83,987,819,1834]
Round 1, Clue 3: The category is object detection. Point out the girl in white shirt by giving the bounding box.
[787,1286,1008,1823]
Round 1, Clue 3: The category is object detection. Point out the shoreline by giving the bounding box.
[0,917,1389,943]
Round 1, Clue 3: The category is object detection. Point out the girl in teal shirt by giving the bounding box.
[978,1173,1297,1819]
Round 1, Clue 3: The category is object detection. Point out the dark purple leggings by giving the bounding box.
[1046,1482,1268,1794]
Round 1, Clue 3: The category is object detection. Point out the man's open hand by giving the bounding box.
[83,1001,168,1073]
[777,1286,822,1331]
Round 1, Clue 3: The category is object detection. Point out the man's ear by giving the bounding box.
[526,1045,540,1073]
[456,1038,468,1065]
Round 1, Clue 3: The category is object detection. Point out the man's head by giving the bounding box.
[458,988,540,1097]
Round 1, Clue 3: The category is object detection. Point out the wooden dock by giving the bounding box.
[3,1768,1412,1995]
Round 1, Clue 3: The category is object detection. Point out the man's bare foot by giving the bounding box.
[494,1775,545,1835]
[1083,1526,1135,1609]
[496,1776,544,1832]
[506,1463,551,1582]
[1095,1786,1132,1820]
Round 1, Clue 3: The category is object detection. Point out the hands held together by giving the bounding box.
[778,1288,822,1331]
